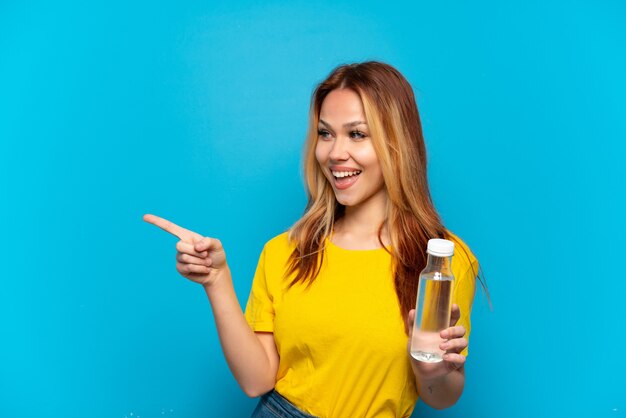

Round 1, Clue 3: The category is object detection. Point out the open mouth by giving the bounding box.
[332,170,361,189]
[332,170,362,178]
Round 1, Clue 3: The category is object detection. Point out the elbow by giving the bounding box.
[431,400,457,410]
[243,387,269,398]
[241,381,275,398]
[421,394,461,410]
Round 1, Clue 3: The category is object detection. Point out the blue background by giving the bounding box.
[1,1,625,417]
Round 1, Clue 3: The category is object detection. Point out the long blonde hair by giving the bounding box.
[287,62,478,331]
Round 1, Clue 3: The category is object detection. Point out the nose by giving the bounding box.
[329,136,350,162]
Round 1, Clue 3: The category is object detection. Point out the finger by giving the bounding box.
[143,214,202,242]
[440,337,468,353]
[194,237,223,253]
[177,262,211,275]
[176,240,209,258]
[449,303,460,327]
[442,352,466,367]
[176,252,213,267]
[440,325,466,340]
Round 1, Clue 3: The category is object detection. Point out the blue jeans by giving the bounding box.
[251,389,318,418]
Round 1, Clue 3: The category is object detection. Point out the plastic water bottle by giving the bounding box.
[410,238,455,363]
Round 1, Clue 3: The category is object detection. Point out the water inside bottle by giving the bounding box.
[410,273,453,363]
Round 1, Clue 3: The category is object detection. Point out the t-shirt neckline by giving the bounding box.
[325,235,392,253]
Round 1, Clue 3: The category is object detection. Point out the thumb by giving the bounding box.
[407,309,416,337]
[449,303,460,327]
[194,237,220,252]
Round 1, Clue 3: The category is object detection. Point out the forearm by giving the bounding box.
[414,366,465,409]
[203,267,275,397]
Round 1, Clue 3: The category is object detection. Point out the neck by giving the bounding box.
[334,190,390,247]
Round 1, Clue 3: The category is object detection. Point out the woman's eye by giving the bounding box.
[350,130,366,139]
[318,129,332,139]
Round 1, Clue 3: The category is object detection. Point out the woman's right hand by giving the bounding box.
[143,214,228,288]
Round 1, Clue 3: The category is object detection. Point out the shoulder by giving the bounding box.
[263,231,294,252]
[445,230,479,274]
[259,231,296,262]
[256,232,297,284]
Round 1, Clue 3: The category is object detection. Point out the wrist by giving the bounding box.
[415,362,464,382]
[203,265,232,293]
[416,366,455,386]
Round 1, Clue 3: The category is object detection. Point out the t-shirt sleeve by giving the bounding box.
[452,258,478,358]
[244,244,275,332]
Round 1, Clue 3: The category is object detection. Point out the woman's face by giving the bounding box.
[315,88,386,209]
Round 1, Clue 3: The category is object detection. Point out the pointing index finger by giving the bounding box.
[143,214,201,243]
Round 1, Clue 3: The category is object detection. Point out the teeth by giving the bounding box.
[332,170,362,178]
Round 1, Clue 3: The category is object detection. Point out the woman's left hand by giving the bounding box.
[407,304,467,382]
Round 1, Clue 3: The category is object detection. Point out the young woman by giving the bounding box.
[144,61,480,417]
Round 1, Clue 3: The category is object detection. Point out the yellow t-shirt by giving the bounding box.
[244,232,477,418]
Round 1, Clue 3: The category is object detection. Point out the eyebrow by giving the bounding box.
[319,119,368,129]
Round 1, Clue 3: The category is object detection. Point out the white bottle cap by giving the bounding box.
[427,238,454,257]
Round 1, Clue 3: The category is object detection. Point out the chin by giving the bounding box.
[333,194,357,207]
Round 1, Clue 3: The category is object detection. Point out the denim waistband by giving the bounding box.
[251,389,318,418]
